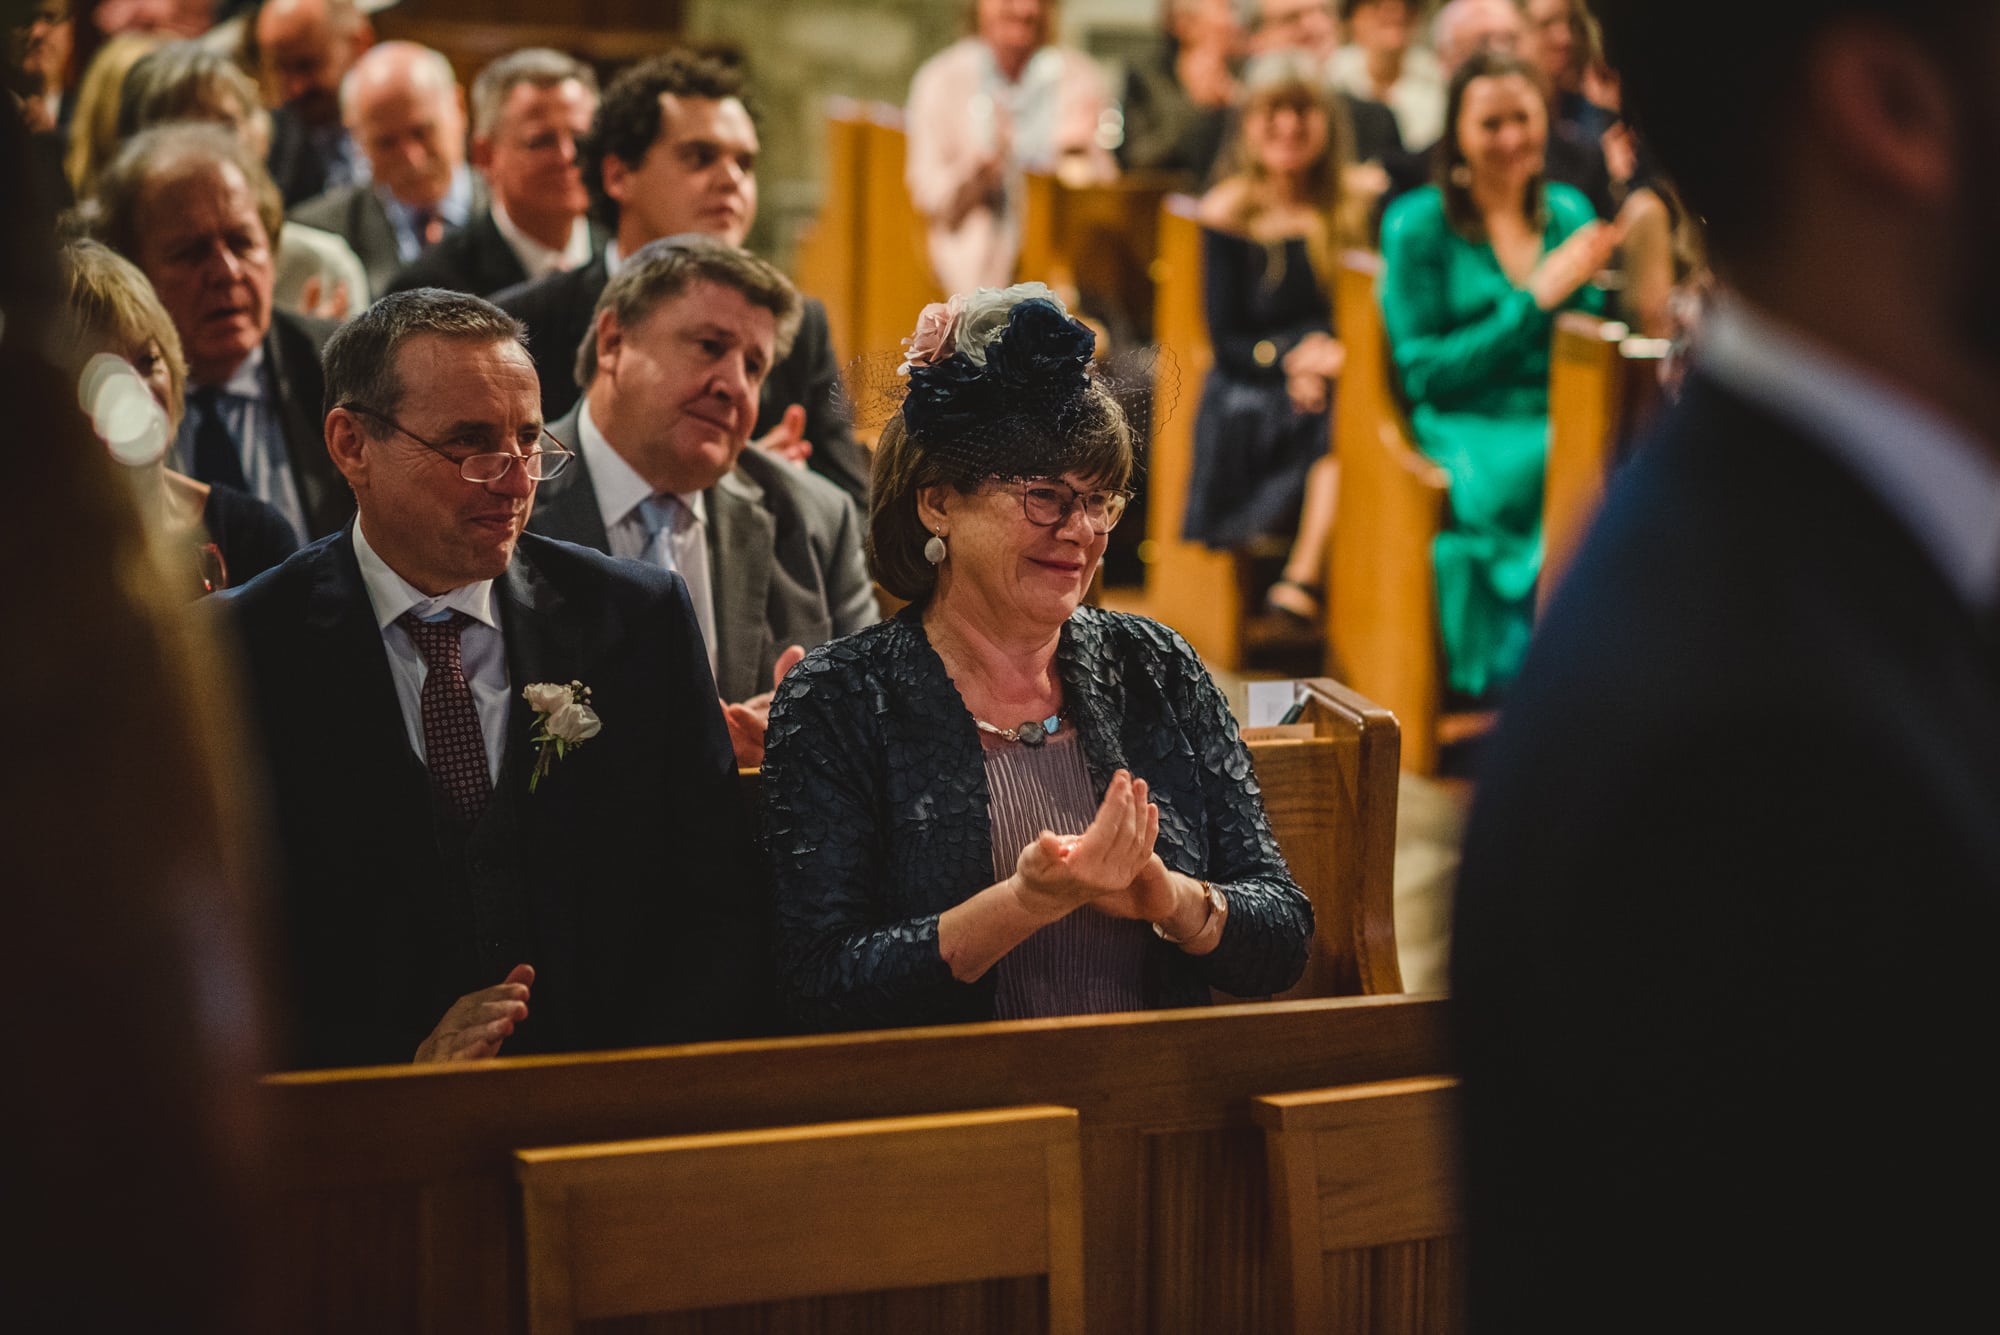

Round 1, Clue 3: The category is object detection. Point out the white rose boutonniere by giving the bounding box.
[524,679,601,792]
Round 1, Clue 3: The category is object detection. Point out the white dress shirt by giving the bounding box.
[175,343,308,543]
[577,402,719,676]
[491,201,594,283]
[1697,297,2000,612]
[353,517,512,786]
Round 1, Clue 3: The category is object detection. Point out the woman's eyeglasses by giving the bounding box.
[999,479,1132,534]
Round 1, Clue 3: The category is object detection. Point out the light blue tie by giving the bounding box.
[638,494,685,573]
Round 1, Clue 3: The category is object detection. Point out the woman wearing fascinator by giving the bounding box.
[762,283,1313,1033]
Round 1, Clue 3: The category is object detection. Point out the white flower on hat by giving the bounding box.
[954,282,1065,367]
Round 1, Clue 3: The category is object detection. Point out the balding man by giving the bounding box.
[1429,0,1523,71]
[255,0,374,205]
[385,48,604,298]
[290,39,477,295]
[89,122,350,541]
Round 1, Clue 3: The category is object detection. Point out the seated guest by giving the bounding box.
[1116,0,1243,182]
[1188,53,1367,626]
[1332,0,1446,151]
[115,39,368,316]
[905,0,1119,294]
[1522,0,1614,142]
[290,40,475,297]
[252,0,373,206]
[763,282,1314,1033]
[531,237,877,766]
[386,48,602,298]
[58,239,298,590]
[496,50,868,505]
[64,30,163,198]
[218,288,771,1069]
[1249,0,1403,168]
[88,122,351,540]
[1390,0,1615,217]
[1378,50,1617,699]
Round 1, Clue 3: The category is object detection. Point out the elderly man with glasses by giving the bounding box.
[220,287,773,1070]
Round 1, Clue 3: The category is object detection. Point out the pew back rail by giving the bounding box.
[516,1106,1084,1331]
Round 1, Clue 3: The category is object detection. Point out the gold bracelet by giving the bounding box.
[1152,880,1226,947]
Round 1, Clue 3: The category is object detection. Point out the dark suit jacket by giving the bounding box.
[290,177,488,299]
[1450,377,2000,1330]
[1339,92,1404,169]
[495,264,871,504]
[221,528,771,1070]
[532,406,879,703]
[266,104,344,207]
[262,307,352,539]
[383,207,608,298]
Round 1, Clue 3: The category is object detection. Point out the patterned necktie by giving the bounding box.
[398,610,492,823]
[189,386,248,491]
[412,206,444,248]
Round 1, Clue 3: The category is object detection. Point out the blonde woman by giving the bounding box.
[1186,53,1367,624]
[58,240,298,591]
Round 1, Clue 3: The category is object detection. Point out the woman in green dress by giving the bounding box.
[1379,50,1621,699]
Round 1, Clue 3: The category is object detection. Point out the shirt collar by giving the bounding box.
[577,398,708,532]
[490,201,593,280]
[377,163,475,231]
[201,341,265,398]
[352,515,499,632]
[1697,295,2000,611]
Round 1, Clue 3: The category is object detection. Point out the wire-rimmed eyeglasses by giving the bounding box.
[997,478,1132,534]
[339,402,575,482]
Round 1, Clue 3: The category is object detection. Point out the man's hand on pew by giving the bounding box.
[752,404,812,468]
[723,644,809,769]
[414,963,535,1063]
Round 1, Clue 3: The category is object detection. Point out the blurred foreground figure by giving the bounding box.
[1453,0,2000,1329]
[1,106,274,1334]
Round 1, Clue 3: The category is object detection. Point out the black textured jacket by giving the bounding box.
[763,603,1314,1032]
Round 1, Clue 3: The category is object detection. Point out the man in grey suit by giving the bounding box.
[530,236,878,766]
[290,40,478,296]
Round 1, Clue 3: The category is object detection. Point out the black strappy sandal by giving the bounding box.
[1264,578,1323,626]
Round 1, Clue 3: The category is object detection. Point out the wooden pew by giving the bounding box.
[517,1106,1085,1333]
[1254,1077,1462,1335]
[855,105,946,367]
[791,97,869,368]
[1018,171,1182,338]
[1324,253,1464,777]
[376,1,686,82]
[261,995,1454,1334]
[1143,194,1248,668]
[1265,678,1405,997]
[1541,315,1670,608]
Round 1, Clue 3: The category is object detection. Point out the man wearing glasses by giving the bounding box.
[220,287,772,1070]
[529,236,877,768]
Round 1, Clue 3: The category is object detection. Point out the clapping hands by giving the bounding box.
[1011,770,1162,920]
[1529,220,1625,312]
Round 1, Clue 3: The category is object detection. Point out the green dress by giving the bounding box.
[1378,182,1604,698]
